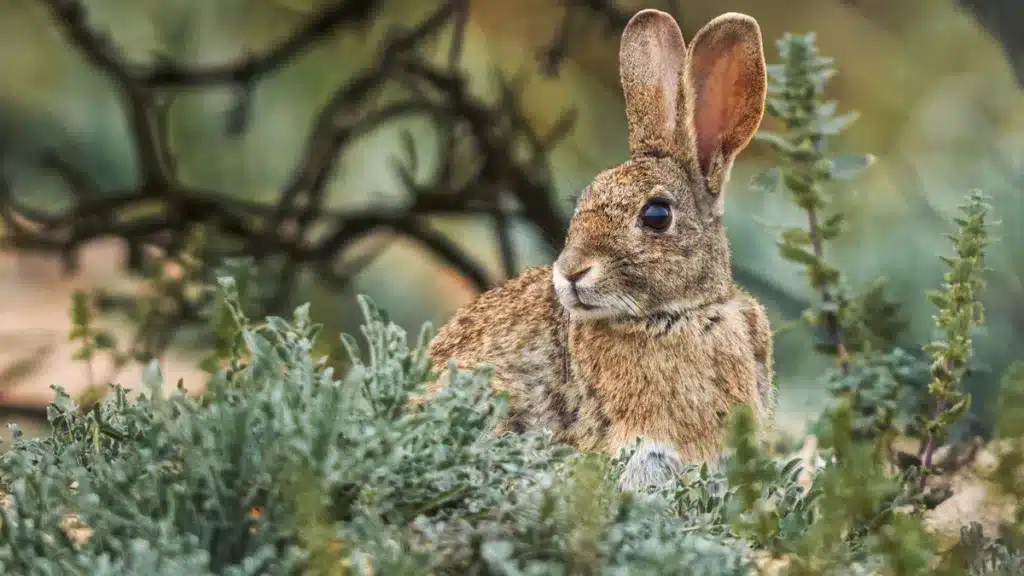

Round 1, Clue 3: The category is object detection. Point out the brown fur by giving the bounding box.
[426,9,773,490]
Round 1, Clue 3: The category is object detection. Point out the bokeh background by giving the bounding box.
[0,0,1021,443]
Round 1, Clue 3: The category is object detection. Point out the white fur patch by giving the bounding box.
[618,440,684,491]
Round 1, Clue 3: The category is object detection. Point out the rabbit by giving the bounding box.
[425,8,774,491]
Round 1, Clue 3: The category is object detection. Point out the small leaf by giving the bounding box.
[293,302,312,329]
[819,213,845,240]
[829,154,875,181]
[816,101,837,117]
[753,131,795,154]
[780,228,812,246]
[813,111,859,135]
[141,359,163,392]
[750,167,783,194]
[339,333,361,364]
[777,242,818,266]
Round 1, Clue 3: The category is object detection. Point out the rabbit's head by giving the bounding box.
[553,10,767,320]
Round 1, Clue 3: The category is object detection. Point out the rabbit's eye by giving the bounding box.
[640,199,672,232]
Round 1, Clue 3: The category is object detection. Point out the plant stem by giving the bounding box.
[918,355,957,490]
[806,206,850,374]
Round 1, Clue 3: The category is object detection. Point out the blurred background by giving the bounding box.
[0,0,1021,443]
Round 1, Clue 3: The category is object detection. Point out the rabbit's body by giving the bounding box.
[428,264,773,460]
[427,9,775,489]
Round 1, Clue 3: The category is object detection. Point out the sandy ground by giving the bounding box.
[0,239,208,441]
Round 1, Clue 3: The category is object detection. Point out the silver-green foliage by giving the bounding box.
[0,285,559,574]
[0,279,774,575]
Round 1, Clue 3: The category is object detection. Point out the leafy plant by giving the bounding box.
[1,282,570,574]
[746,30,1016,576]
[756,34,998,491]
[918,192,994,484]
[752,31,898,370]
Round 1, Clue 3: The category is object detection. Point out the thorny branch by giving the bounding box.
[0,0,583,348]
[540,0,630,76]
[0,0,806,386]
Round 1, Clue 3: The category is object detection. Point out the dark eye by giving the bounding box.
[640,199,672,232]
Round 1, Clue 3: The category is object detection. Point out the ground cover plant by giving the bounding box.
[1,22,1023,576]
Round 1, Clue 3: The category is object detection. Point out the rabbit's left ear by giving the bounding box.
[678,13,766,195]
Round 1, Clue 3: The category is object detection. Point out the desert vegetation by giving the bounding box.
[0,0,1022,574]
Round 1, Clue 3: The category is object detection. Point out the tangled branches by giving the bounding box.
[0,0,582,316]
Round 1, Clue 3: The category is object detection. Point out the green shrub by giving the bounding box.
[0,282,773,574]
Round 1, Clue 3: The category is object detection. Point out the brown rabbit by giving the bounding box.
[426,8,774,490]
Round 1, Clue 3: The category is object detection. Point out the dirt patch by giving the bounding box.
[0,239,207,417]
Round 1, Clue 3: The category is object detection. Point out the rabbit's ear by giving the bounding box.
[680,13,766,187]
[619,9,686,159]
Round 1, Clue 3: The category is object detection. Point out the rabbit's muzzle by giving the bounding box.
[552,256,600,312]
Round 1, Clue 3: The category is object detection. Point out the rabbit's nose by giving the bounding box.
[564,265,593,284]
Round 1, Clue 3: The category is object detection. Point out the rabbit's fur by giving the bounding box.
[426,9,774,491]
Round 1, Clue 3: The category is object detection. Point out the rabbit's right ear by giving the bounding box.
[619,9,686,159]
[679,14,766,191]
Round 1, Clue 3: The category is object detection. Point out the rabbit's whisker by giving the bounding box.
[617,293,643,316]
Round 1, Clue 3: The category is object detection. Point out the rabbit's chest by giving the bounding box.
[567,304,759,455]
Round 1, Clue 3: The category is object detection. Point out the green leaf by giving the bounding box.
[813,111,859,135]
[818,213,845,240]
[816,101,837,117]
[750,167,783,194]
[753,131,796,154]
[777,241,818,266]
[780,228,813,246]
[765,98,789,118]
[141,359,163,392]
[293,302,312,330]
[829,154,875,181]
